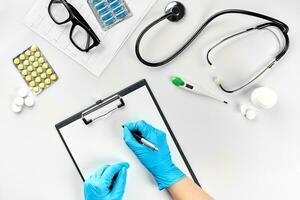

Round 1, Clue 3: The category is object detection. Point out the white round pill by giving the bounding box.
[245,109,256,120]
[24,96,35,107]
[240,104,247,115]
[17,88,28,98]
[12,104,22,113]
[14,96,24,106]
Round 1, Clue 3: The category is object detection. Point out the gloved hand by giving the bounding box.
[84,162,129,200]
[123,120,185,190]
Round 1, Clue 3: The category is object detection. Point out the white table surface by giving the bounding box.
[1,0,300,199]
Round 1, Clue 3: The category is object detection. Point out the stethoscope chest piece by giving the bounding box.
[165,1,185,22]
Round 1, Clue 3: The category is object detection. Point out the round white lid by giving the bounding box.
[251,87,277,109]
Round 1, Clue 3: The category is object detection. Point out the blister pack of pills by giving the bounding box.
[88,0,132,31]
[12,45,58,95]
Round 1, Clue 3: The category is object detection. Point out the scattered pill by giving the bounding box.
[240,104,256,120]
[35,77,41,83]
[37,67,43,74]
[14,96,24,106]
[31,71,37,77]
[19,54,26,61]
[13,58,20,65]
[24,96,35,107]
[245,109,256,120]
[17,64,24,70]
[17,88,28,98]
[25,75,32,82]
[22,69,28,76]
[12,104,22,113]
[23,60,30,66]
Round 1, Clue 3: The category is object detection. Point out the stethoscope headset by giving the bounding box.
[135,2,290,93]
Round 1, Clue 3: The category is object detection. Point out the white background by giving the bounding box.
[0,0,299,199]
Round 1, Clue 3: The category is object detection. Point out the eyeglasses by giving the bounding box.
[48,0,100,52]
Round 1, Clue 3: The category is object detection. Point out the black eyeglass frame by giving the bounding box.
[48,0,100,52]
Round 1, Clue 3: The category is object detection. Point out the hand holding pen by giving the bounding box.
[122,125,159,151]
[123,120,185,190]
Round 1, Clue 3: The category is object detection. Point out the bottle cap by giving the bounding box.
[251,87,277,109]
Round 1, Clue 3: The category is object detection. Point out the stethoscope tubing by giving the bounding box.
[135,8,290,67]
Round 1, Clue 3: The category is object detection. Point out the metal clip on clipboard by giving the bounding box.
[82,95,125,125]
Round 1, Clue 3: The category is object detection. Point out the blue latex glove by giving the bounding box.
[84,162,129,200]
[123,120,185,190]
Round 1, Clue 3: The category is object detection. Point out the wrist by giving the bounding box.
[149,161,185,190]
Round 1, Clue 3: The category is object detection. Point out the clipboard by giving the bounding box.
[55,79,199,199]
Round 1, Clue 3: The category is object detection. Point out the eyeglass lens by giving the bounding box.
[49,0,70,24]
[71,25,93,50]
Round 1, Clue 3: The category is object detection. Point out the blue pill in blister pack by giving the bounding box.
[95,1,106,10]
[88,0,132,31]
[105,17,116,26]
[98,6,109,15]
[101,11,113,21]
[109,0,121,8]
[116,10,127,19]
[113,4,124,13]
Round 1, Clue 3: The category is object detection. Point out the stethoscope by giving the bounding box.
[135,1,290,93]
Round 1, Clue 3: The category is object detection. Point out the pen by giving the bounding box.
[122,126,159,151]
[171,75,228,104]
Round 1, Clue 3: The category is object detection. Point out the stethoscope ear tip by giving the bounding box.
[213,76,222,85]
[165,1,185,22]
